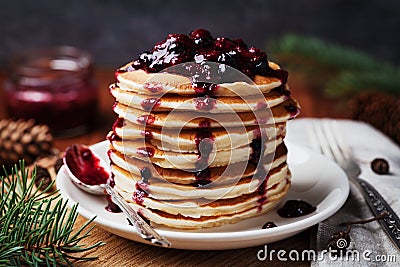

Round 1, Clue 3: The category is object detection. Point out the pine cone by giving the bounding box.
[349,92,400,145]
[0,119,53,168]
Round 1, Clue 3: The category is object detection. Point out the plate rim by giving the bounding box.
[57,140,349,243]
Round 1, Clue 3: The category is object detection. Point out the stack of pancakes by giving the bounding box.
[107,30,299,229]
[108,63,299,229]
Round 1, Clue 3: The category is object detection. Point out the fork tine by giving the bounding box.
[321,120,345,162]
[312,120,335,160]
[307,123,323,154]
[331,120,351,160]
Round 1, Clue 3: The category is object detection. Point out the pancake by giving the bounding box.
[108,142,288,185]
[112,162,289,200]
[113,98,299,129]
[109,135,284,169]
[116,61,284,97]
[113,119,286,152]
[117,180,290,229]
[115,177,289,218]
[110,84,289,113]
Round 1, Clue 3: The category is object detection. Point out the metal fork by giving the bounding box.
[309,119,400,251]
[310,119,361,180]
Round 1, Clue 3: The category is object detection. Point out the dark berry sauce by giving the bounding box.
[137,114,155,125]
[199,118,211,128]
[136,147,155,158]
[143,82,164,93]
[250,137,263,166]
[194,127,215,187]
[277,200,316,218]
[257,180,268,211]
[141,129,153,139]
[64,144,109,186]
[255,101,268,110]
[117,29,288,83]
[194,96,217,111]
[141,97,161,111]
[285,104,299,115]
[249,136,272,211]
[133,189,148,205]
[132,168,152,205]
[105,195,122,213]
[262,221,277,229]
[112,117,125,132]
[139,167,152,184]
[107,132,122,142]
[192,82,219,96]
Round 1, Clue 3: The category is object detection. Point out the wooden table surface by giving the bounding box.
[0,69,344,267]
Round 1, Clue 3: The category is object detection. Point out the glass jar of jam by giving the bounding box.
[4,46,98,136]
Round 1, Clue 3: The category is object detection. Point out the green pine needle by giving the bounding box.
[0,161,105,267]
[268,34,400,96]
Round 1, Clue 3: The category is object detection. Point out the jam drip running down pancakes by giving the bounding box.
[107,29,300,229]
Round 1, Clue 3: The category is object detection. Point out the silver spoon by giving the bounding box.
[63,144,171,248]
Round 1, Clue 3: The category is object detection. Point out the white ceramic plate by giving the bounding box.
[56,141,349,250]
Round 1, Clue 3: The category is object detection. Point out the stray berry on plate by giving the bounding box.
[371,158,389,175]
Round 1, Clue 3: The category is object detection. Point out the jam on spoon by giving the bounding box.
[64,144,121,212]
[64,144,109,186]
[63,147,171,247]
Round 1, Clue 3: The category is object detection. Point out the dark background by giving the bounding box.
[0,0,399,69]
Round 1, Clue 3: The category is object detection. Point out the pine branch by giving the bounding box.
[268,34,400,96]
[0,161,105,266]
[326,69,400,96]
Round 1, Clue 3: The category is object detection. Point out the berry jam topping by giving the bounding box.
[139,167,152,183]
[255,101,268,110]
[194,127,215,186]
[285,103,298,114]
[112,117,125,132]
[136,147,155,158]
[250,137,263,166]
[141,129,153,139]
[194,168,212,187]
[277,200,316,218]
[262,221,277,229]
[107,132,122,142]
[194,96,217,111]
[250,136,270,204]
[64,144,109,186]
[252,127,264,139]
[143,82,164,93]
[199,118,211,128]
[105,195,122,213]
[133,189,148,205]
[257,181,268,211]
[120,29,288,83]
[192,82,219,96]
[136,114,155,125]
[136,180,150,191]
[141,98,161,111]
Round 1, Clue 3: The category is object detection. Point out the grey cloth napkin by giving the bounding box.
[286,118,400,267]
